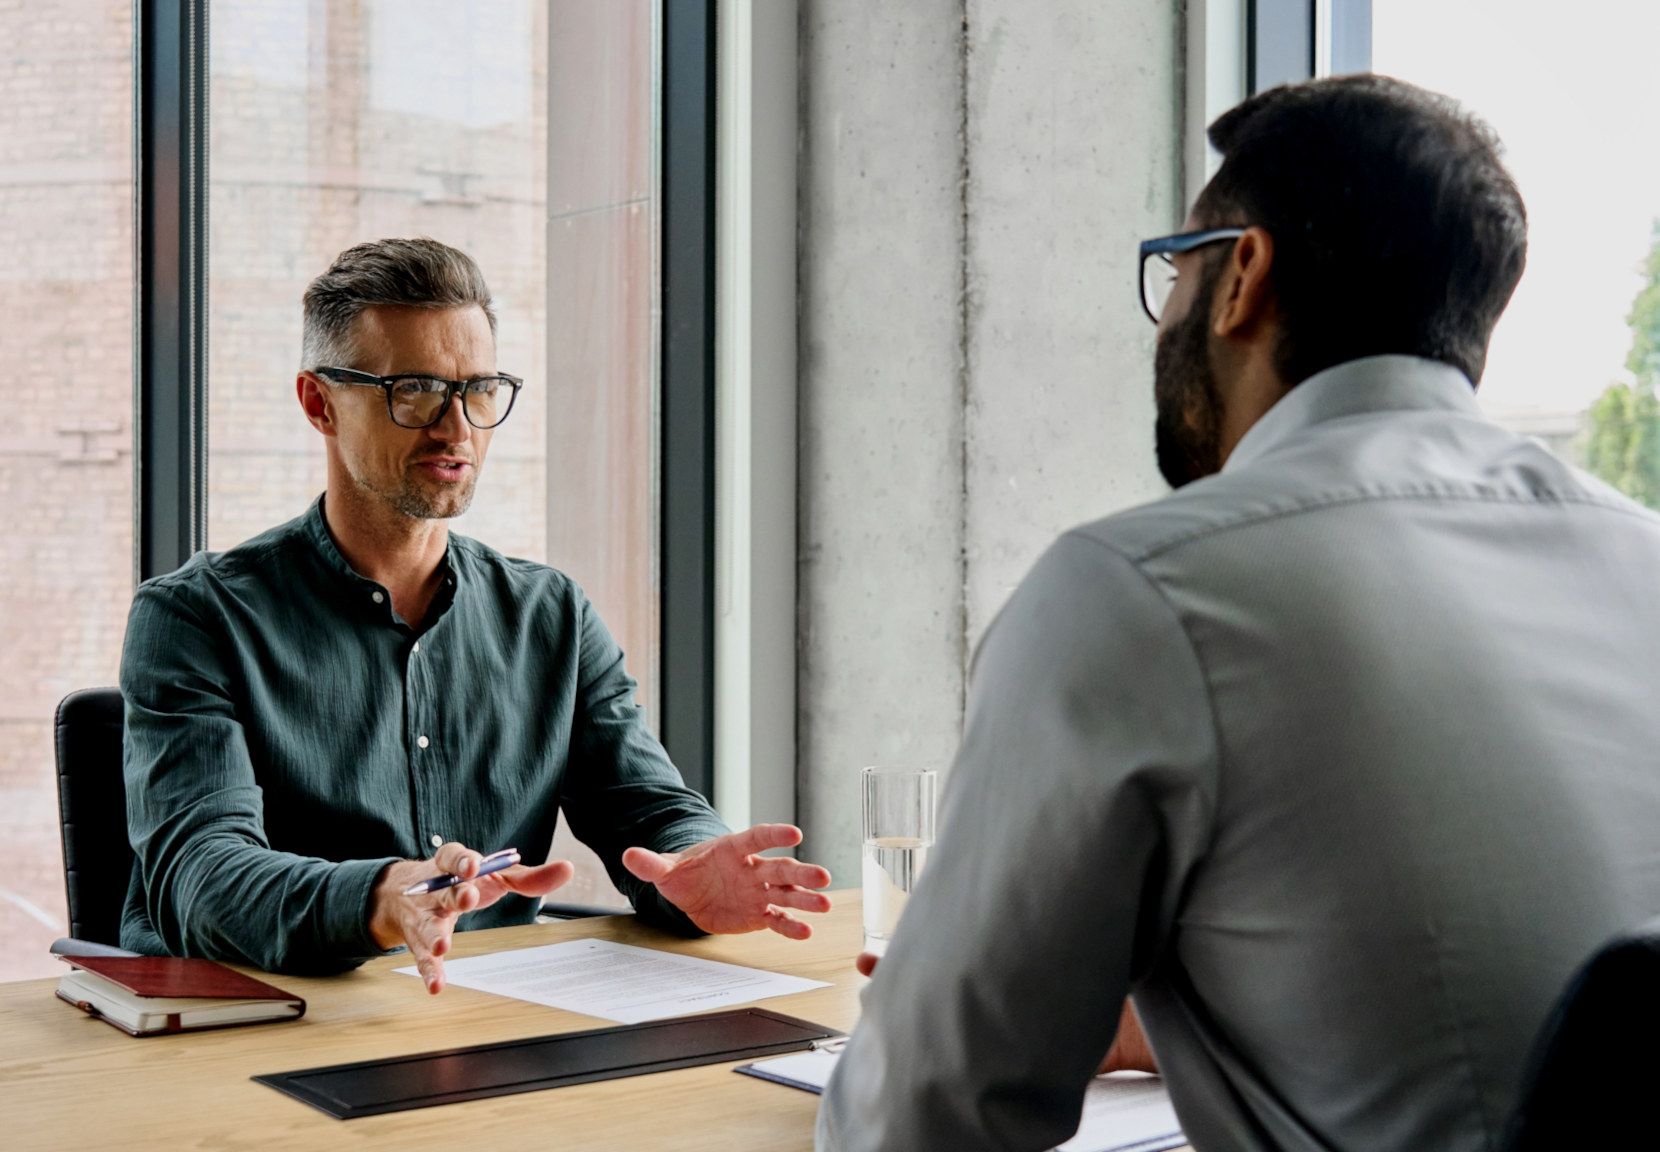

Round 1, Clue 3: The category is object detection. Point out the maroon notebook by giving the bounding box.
[56,955,306,1036]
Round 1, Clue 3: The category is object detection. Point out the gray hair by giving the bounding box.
[300,237,497,370]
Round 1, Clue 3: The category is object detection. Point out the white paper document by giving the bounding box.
[395,938,829,1023]
[1058,1073,1185,1152]
[735,1052,1183,1152]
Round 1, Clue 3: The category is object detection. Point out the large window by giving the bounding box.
[1370,5,1660,499]
[2,1,135,982]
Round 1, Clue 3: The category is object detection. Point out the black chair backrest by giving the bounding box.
[53,687,131,946]
[1504,916,1660,1150]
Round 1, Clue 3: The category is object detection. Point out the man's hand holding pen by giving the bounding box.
[372,823,834,997]
[370,843,575,995]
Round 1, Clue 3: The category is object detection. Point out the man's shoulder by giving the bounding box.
[1065,475,1291,568]
[447,533,584,605]
[136,511,310,606]
[1069,415,1660,571]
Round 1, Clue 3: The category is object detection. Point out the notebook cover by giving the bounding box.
[255,1007,842,1119]
[59,954,304,1004]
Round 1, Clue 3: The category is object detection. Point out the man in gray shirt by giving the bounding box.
[820,76,1660,1150]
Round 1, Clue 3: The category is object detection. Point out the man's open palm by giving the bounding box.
[622,823,832,939]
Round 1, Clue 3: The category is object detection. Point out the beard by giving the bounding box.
[1152,261,1225,490]
[388,478,477,520]
[350,460,479,521]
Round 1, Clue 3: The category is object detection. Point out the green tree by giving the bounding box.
[1585,383,1636,485]
[1585,223,1660,508]
[1626,223,1660,382]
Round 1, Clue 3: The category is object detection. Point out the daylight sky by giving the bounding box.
[1371,1,1660,417]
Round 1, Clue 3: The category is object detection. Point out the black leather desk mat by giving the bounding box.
[254,1007,842,1119]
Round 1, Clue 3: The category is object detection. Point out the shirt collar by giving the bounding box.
[303,493,364,585]
[302,494,461,622]
[1223,355,1483,474]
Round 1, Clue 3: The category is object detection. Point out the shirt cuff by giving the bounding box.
[324,856,403,960]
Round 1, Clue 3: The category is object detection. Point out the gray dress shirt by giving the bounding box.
[819,356,1660,1151]
[120,496,726,973]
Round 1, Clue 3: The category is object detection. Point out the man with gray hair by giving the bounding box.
[120,238,831,983]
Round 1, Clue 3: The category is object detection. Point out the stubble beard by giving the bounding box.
[351,463,479,521]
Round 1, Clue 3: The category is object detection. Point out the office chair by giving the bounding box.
[54,686,619,944]
[54,687,131,946]
[1503,916,1660,1150]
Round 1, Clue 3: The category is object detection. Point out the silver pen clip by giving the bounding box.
[810,1037,849,1053]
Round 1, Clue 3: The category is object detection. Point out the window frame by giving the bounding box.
[659,0,718,800]
[135,0,209,582]
[1247,0,1372,93]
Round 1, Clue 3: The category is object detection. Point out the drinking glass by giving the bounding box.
[860,766,938,956]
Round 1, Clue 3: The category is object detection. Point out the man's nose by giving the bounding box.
[427,389,473,444]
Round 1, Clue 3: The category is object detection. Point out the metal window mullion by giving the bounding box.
[1329,0,1372,75]
[135,0,209,582]
[1247,0,1315,93]
[659,0,718,800]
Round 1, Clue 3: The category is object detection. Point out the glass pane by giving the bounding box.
[0,1,135,982]
[544,0,661,908]
[207,0,661,911]
[1372,5,1660,505]
[0,3,135,979]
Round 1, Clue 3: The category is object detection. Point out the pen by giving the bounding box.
[402,847,521,896]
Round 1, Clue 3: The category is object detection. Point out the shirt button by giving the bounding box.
[371,591,385,604]
[430,834,443,848]
[412,641,421,655]
[417,735,430,749]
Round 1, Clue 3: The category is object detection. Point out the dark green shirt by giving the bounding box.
[120,496,727,973]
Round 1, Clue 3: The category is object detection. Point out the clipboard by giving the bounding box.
[254,1007,843,1118]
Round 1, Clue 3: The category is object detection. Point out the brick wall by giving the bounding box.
[0,0,137,981]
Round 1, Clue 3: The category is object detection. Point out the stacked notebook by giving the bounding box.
[56,954,305,1037]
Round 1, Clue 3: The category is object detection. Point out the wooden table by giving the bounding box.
[4,890,1194,1151]
[5,893,865,1151]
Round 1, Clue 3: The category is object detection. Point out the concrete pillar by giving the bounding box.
[797,1,969,882]
[796,0,1183,883]
[962,0,1179,645]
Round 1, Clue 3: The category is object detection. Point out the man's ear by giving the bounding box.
[297,371,337,437]
[1212,226,1276,340]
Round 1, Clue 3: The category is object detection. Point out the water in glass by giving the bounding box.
[862,834,930,955]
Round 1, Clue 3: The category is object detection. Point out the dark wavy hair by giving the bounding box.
[1194,74,1527,387]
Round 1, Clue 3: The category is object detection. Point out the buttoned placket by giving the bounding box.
[355,579,444,850]
[400,568,459,858]
[404,622,444,853]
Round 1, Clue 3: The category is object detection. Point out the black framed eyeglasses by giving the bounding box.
[1138,228,1247,324]
[313,367,523,430]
